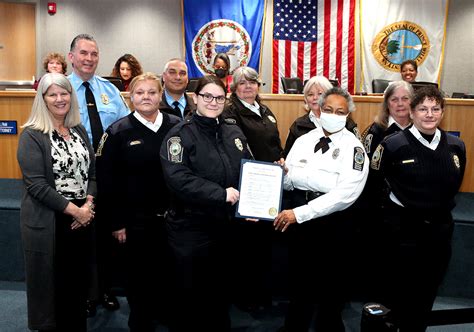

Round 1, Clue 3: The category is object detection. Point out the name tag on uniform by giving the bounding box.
[402,159,415,164]
[128,139,143,146]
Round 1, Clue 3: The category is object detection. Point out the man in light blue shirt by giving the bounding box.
[68,34,129,148]
[67,33,128,317]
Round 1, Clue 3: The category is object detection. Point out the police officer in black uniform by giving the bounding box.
[96,73,180,331]
[362,80,414,159]
[160,75,252,332]
[370,86,466,331]
[223,66,283,310]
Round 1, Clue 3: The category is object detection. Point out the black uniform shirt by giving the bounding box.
[160,112,252,219]
[95,112,180,231]
[371,127,466,213]
[223,94,283,162]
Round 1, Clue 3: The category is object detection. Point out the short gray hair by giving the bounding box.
[70,33,97,52]
[230,66,262,92]
[163,58,187,73]
[303,76,333,97]
[22,73,81,134]
[318,87,356,113]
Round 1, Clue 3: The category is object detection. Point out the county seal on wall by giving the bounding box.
[192,19,252,75]
[371,21,430,72]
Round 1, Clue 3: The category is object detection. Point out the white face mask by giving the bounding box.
[320,112,347,133]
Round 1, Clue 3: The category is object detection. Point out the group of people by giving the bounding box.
[17,32,465,332]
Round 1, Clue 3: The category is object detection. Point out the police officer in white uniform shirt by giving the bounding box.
[275,87,369,332]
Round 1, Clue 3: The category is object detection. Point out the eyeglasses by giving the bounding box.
[197,93,226,104]
[415,107,443,114]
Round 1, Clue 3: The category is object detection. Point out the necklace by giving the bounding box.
[56,129,70,138]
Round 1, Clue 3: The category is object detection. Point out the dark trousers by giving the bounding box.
[54,199,91,332]
[126,216,170,331]
[375,201,454,332]
[166,215,230,332]
[284,212,354,332]
[230,220,274,308]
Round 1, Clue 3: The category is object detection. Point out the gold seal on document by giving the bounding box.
[269,207,278,217]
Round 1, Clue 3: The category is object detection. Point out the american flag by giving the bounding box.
[272,0,355,94]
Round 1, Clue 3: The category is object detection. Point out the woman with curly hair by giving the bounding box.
[111,54,143,91]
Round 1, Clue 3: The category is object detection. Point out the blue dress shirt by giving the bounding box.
[68,72,130,145]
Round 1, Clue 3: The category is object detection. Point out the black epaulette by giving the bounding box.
[108,116,133,135]
[385,130,409,150]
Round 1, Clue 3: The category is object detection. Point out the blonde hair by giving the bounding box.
[128,72,163,95]
[22,73,81,134]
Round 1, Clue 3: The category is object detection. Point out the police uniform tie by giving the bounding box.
[314,136,331,154]
[83,81,103,151]
[172,101,182,118]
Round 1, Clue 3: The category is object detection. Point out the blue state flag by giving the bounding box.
[183,0,265,78]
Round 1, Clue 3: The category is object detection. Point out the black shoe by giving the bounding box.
[86,300,97,318]
[102,293,120,311]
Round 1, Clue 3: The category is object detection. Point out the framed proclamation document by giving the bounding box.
[236,159,284,221]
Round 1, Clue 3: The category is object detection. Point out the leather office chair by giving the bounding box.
[372,79,391,93]
[329,79,339,87]
[451,92,465,99]
[303,77,339,88]
[281,77,304,94]
[102,76,125,91]
[186,78,199,92]
[410,81,439,92]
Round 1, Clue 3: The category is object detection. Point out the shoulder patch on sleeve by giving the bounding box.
[364,133,373,154]
[353,147,365,171]
[95,133,108,157]
[370,144,384,170]
[224,118,237,125]
[167,136,183,163]
[352,126,362,141]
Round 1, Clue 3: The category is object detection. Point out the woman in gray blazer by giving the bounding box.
[17,73,96,331]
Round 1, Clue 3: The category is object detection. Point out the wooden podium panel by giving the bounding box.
[1,92,473,192]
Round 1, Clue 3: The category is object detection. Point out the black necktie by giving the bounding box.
[83,82,103,151]
[314,136,331,154]
[172,101,182,118]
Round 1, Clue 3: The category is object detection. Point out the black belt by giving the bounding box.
[292,189,325,206]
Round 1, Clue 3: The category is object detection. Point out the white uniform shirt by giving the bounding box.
[133,111,163,133]
[284,126,369,223]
